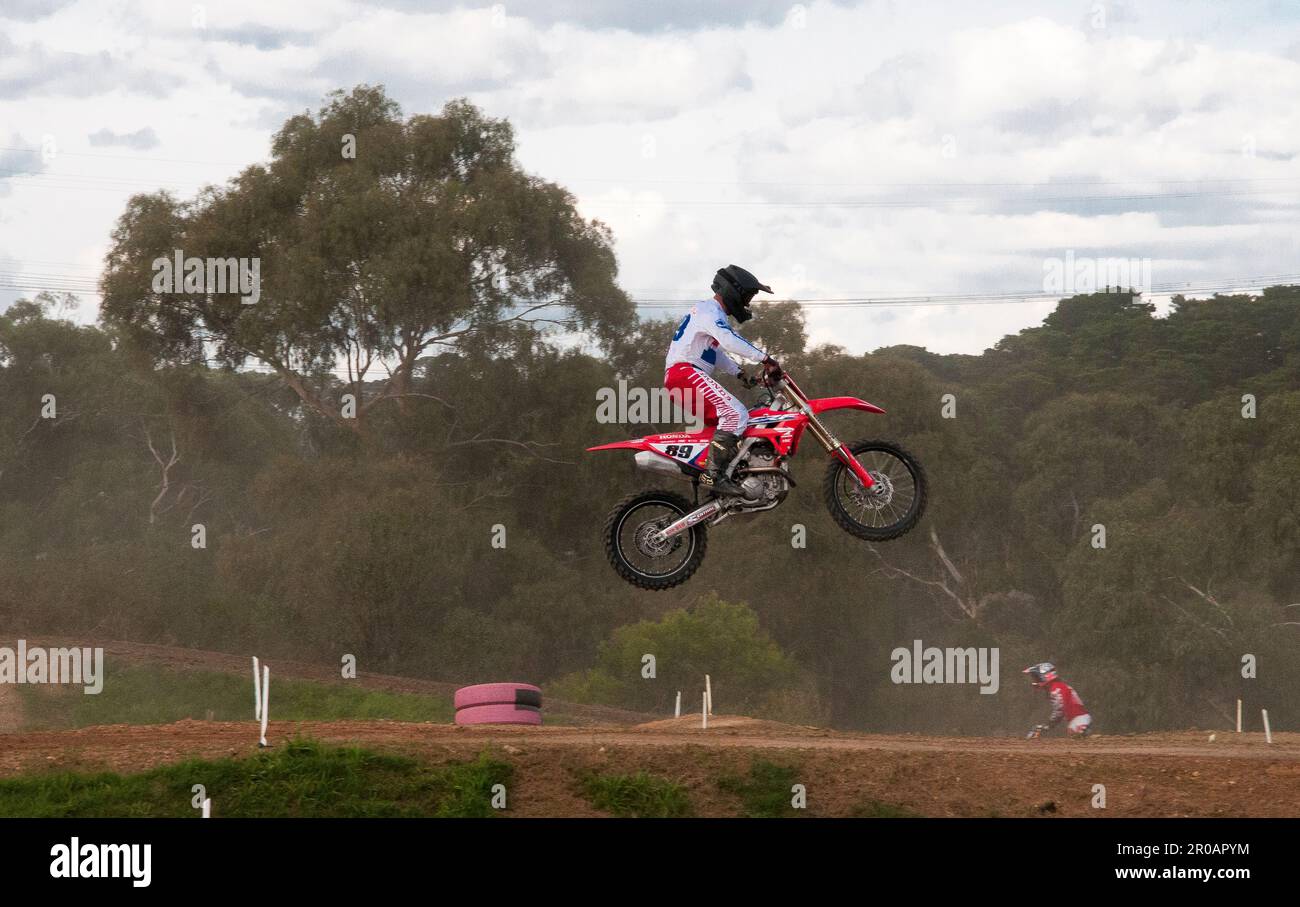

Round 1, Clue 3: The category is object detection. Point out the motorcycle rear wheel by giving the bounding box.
[603,489,708,590]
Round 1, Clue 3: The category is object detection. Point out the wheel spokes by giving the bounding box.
[618,502,695,577]
[840,450,917,529]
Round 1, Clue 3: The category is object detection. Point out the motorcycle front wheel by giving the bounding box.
[603,489,708,591]
[823,439,927,541]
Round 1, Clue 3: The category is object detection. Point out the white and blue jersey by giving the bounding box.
[664,297,767,378]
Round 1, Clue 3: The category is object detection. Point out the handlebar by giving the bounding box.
[754,363,812,413]
[760,358,784,387]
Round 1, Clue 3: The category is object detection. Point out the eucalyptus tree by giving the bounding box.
[101,85,634,436]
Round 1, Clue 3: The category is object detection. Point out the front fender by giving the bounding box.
[809,396,886,415]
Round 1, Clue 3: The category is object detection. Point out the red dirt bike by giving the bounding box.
[587,362,927,589]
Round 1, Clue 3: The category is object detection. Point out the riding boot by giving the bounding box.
[700,431,755,499]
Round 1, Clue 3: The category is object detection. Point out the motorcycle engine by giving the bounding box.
[737,443,789,507]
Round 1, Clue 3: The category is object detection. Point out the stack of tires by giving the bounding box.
[453,682,543,726]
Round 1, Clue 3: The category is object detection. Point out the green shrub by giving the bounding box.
[581,771,693,818]
[0,740,510,818]
[717,759,802,818]
[551,594,820,719]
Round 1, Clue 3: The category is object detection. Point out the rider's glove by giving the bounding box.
[762,356,783,380]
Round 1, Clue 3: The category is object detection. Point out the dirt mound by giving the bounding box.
[632,714,834,737]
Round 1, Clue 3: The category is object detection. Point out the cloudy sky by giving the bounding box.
[2,0,1299,354]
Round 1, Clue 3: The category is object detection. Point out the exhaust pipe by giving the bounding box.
[634,450,689,482]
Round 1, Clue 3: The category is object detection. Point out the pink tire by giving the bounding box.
[454,703,542,726]
[454,683,542,711]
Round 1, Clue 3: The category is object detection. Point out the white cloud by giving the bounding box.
[476,25,752,126]
[1,0,1298,353]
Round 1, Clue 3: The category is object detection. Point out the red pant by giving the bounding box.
[664,363,748,434]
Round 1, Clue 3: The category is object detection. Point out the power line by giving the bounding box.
[576,189,1300,209]
[4,147,1294,188]
[557,174,1300,189]
[0,166,209,188]
[0,257,103,270]
[7,177,1298,207]
[630,275,1300,308]
[0,172,209,196]
[0,146,252,167]
[6,162,1300,207]
[5,272,1297,310]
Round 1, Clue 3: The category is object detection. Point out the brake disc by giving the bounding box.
[849,471,894,510]
[635,520,681,558]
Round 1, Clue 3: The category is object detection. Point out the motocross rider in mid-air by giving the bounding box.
[664,265,782,498]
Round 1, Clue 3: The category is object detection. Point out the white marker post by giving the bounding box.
[705,674,713,716]
[259,664,270,748]
[674,691,681,718]
[253,656,261,720]
[1236,698,1242,734]
[1262,709,1272,745]
[702,693,708,729]
[202,798,211,818]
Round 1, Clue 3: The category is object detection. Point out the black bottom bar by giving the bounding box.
[1,817,1286,893]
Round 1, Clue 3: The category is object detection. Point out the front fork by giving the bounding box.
[776,372,876,489]
[829,439,876,488]
[802,408,876,489]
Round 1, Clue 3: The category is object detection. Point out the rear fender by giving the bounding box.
[588,430,713,454]
[586,440,651,452]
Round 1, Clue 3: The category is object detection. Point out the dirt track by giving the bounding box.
[3,716,1297,817]
[2,637,1296,816]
